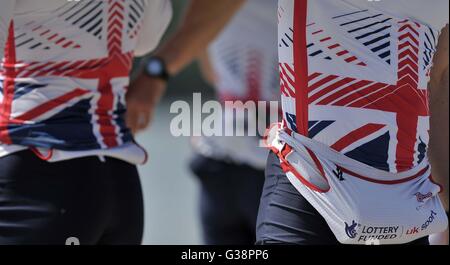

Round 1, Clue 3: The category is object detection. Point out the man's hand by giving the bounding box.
[126,74,167,134]
[126,0,245,134]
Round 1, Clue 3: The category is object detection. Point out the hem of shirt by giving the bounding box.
[0,142,148,165]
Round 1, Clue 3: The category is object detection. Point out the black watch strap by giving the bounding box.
[144,57,170,81]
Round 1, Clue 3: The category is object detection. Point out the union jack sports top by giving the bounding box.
[278,0,449,173]
[0,0,172,163]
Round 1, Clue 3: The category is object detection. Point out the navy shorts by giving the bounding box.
[0,150,144,245]
[190,154,265,245]
[256,151,430,245]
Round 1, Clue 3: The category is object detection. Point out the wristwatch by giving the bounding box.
[144,57,170,81]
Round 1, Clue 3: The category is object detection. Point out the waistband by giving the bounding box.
[267,124,431,184]
[0,142,148,165]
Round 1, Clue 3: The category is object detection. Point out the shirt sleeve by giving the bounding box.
[135,0,173,57]
[0,0,15,60]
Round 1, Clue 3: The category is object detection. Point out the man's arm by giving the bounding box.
[428,24,449,246]
[429,25,449,211]
[197,50,216,86]
[153,0,245,76]
[126,0,245,133]
[0,1,16,59]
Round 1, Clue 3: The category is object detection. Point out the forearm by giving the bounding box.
[155,0,245,76]
[428,25,449,211]
[429,66,449,211]
[197,50,216,85]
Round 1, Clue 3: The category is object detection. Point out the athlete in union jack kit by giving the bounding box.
[259,0,449,245]
[190,0,279,245]
[0,0,244,245]
[127,0,449,245]
[1,0,447,246]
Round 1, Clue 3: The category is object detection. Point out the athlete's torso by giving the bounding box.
[278,0,449,173]
[0,0,172,151]
[193,0,279,170]
[208,0,279,102]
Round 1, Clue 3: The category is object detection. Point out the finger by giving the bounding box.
[136,111,151,132]
[126,107,139,135]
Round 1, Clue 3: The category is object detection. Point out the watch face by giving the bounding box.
[147,59,163,75]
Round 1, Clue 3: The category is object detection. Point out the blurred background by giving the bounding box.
[133,0,214,245]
